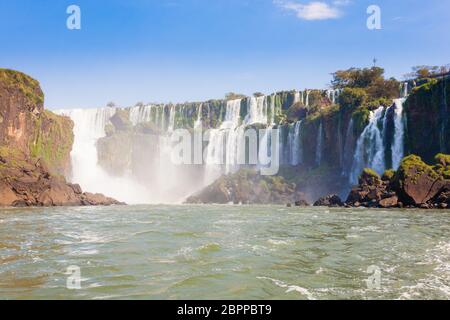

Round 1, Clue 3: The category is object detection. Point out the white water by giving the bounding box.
[245,96,268,125]
[294,91,301,104]
[326,89,340,104]
[129,104,153,126]
[391,98,406,169]
[350,107,386,184]
[54,108,151,204]
[401,82,409,98]
[194,103,203,129]
[287,121,303,166]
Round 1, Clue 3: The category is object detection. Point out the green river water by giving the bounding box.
[0,205,449,300]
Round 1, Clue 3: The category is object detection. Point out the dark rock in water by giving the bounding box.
[314,195,343,207]
[295,200,309,207]
[0,152,125,207]
[392,155,447,206]
[345,154,450,209]
[346,169,390,207]
[286,203,292,208]
[379,196,398,208]
[186,168,306,205]
[0,69,124,208]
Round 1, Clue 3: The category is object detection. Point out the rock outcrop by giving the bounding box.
[0,69,123,207]
[0,147,124,207]
[340,155,450,209]
[186,168,306,205]
[313,194,344,207]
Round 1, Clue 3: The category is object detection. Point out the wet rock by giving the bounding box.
[379,196,399,208]
[314,194,344,207]
[295,200,310,207]
[392,155,446,206]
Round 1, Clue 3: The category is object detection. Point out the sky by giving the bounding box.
[0,0,449,108]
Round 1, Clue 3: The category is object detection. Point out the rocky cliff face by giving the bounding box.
[0,69,73,176]
[343,154,450,209]
[185,168,306,205]
[0,69,123,207]
[404,77,450,163]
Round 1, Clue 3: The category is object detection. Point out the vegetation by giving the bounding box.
[405,65,450,80]
[382,169,396,181]
[225,92,246,100]
[0,68,44,106]
[29,110,74,175]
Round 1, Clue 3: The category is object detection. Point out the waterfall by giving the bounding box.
[287,121,303,166]
[401,82,409,98]
[269,94,276,125]
[315,121,323,166]
[168,105,176,132]
[294,91,300,104]
[350,107,386,184]
[129,104,153,125]
[327,89,340,104]
[194,103,203,129]
[305,91,310,107]
[54,108,150,204]
[391,98,406,169]
[204,99,243,182]
[245,96,268,125]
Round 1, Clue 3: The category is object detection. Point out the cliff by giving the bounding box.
[0,69,73,176]
[404,77,450,163]
[0,69,123,207]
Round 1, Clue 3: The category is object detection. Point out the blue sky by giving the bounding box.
[0,0,449,108]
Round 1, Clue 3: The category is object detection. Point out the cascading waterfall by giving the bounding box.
[391,98,406,169]
[54,108,150,204]
[401,82,409,98]
[129,104,153,125]
[195,103,203,129]
[245,96,268,125]
[204,99,242,182]
[168,104,176,132]
[55,87,411,203]
[326,89,340,104]
[294,91,301,104]
[289,121,303,165]
[350,107,386,184]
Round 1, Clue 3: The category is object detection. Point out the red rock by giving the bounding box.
[379,196,398,208]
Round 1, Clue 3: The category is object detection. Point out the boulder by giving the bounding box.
[314,194,344,207]
[378,196,399,208]
[295,200,310,207]
[393,155,447,205]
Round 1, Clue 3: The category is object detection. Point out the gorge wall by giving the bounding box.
[0,69,122,207]
[53,69,449,205]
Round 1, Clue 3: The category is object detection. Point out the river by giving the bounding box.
[0,205,449,300]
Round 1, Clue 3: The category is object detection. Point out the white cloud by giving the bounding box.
[275,0,350,21]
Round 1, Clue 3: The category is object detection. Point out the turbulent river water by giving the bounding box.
[0,205,449,300]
